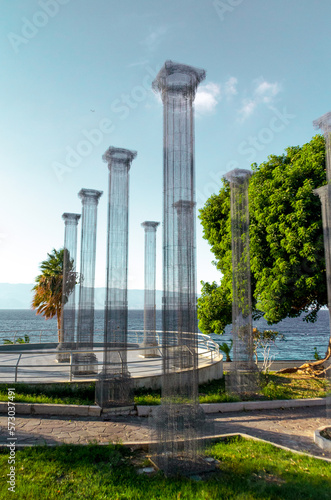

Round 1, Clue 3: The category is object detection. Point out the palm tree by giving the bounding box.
[219,340,233,362]
[32,248,77,342]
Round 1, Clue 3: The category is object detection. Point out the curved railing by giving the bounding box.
[0,329,219,352]
[0,330,221,383]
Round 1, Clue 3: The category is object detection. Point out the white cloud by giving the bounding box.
[127,59,150,68]
[224,76,238,98]
[141,26,168,52]
[238,78,282,121]
[195,82,221,114]
[254,80,281,103]
[239,99,257,119]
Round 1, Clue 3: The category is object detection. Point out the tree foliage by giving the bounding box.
[198,135,327,336]
[32,248,77,341]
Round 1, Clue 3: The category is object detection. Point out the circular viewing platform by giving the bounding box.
[0,332,223,389]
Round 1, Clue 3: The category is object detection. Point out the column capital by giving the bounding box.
[152,60,206,98]
[313,111,331,135]
[62,213,81,225]
[313,184,331,200]
[141,221,160,231]
[78,188,103,204]
[102,146,137,171]
[224,168,252,185]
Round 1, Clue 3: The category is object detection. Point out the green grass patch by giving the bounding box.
[196,372,330,404]
[0,438,330,499]
[260,373,330,400]
[198,378,241,404]
[0,373,329,406]
[134,387,161,405]
[0,383,95,406]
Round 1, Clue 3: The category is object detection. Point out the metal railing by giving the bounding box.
[0,333,221,383]
[0,328,219,347]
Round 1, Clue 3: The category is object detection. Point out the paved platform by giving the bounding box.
[0,406,330,460]
[0,345,221,386]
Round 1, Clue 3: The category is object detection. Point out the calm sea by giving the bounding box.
[0,309,329,361]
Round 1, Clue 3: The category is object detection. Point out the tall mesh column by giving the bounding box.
[141,221,160,358]
[224,169,258,394]
[73,189,103,375]
[314,112,331,182]
[95,147,137,408]
[151,60,207,475]
[313,185,331,417]
[313,111,331,417]
[56,213,80,362]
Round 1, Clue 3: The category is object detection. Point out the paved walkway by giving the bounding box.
[0,406,330,460]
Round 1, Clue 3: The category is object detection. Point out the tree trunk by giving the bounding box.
[277,333,331,375]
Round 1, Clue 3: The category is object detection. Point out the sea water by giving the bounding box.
[0,309,329,361]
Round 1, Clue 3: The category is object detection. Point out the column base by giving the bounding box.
[72,352,98,376]
[225,369,260,395]
[150,403,208,477]
[55,343,74,363]
[95,372,133,408]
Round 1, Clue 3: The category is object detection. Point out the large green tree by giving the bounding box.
[198,134,331,362]
[32,248,77,342]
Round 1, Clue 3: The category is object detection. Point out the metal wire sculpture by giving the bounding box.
[313,111,331,418]
[95,147,136,408]
[56,213,80,362]
[141,221,160,358]
[313,112,331,182]
[151,60,208,476]
[224,169,258,394]
[73,189,103,375]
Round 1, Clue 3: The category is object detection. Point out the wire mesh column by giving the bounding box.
[224,169,258,394]
[56,213,80,362]
[313,111,331,417]
[314,112,331,183]
[73,189,103,375]
[313,184,331,416]
[141,221,160,358]
[151,60,208,476]
[95,147,137,408]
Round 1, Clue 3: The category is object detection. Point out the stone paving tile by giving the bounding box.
[210,406,331,459]
[0,406,330,459]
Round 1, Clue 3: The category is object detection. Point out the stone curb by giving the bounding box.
[314,426,331,452]
[136,398,326,417]
[0,397,325,417]
[0,402,101,417]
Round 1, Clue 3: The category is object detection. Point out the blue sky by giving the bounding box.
[0,0,330,291]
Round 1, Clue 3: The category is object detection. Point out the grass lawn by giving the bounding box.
[0,437,330,499]
[0,383,95,406]
[134,372,331,405]
[0,373,329,406]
